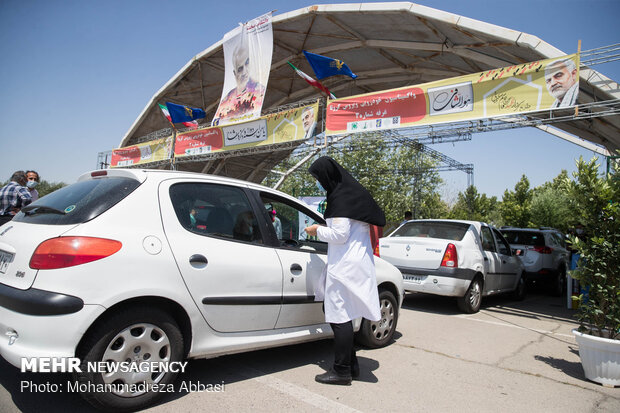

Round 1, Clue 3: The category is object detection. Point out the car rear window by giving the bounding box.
[392,221,470,241]
[501,231,545,246]
[12,177,141,225]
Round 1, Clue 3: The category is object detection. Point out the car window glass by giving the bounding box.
[501,231,545,246]
[12,177,141,225]
[492,229,511,255]
[170,183,262,245]
[480,227,496,252]
[392,221,469,241]
[260,194,327,253]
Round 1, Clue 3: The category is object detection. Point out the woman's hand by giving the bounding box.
[304,224,320,237]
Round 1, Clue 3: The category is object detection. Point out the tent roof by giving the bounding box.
[120,2,620,182]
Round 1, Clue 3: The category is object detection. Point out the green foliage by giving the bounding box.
[500,174,533,227]
[564,156,620,340]
[449,185,501,224]
[262,136,445,227]
[530,186,570,232]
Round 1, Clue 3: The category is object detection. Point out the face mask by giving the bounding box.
[316,180,325,193]
[26,181,38,189]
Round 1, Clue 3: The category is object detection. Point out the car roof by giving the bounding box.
[404,219,492,229]
[77,168,305,207]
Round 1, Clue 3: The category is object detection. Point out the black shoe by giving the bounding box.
[315,369,352,385]
[351,363,360,379]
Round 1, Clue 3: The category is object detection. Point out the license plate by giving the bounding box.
[403,274,423,284]
[0,250,14,274]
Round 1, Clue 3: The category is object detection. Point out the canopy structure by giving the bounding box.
[120,2,620,183]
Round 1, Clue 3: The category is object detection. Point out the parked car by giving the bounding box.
[500,227,570,296]
[0,169,403,411]
[377,219,526,313]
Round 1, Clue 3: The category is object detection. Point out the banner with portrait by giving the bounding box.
[175,101,319,158]
[110,136,173,167]
[212,12,273,126]
[325,54,580,136]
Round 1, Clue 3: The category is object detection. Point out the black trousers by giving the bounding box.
[330,321,358,376]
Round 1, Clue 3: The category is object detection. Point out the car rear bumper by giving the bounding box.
[397,267,476,297]
[0,292,105,368]
[525,269,558,282]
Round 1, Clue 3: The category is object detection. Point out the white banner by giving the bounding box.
[212,12,273,126]
[222,119,268,147]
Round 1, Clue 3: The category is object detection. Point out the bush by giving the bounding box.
[565,156,620,339]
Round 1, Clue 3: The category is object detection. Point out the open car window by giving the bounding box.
[260,193,327,254]
[170,183,263,245]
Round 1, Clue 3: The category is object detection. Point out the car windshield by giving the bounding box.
[12,177,141,225]
[501,231,545,246]
[392,221,469,241]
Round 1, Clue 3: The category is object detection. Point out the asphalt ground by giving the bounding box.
[1,290,618,412]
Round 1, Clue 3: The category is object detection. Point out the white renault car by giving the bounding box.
[0,169,403,411]
[378,219,525,313]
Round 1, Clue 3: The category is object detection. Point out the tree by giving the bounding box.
[563,156,620,338]
[449,185,500,224]
[500,174,533,227]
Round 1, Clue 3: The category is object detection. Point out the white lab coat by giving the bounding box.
[315,217,381,324]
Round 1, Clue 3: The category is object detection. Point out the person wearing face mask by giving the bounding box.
[0,171,33,226]
[26,170,40,201]
[304,156,386,385]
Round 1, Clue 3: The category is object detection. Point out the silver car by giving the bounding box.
[500,227,570,296]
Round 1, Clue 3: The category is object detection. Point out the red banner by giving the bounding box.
[326,86,426,133]
[174,128,224,156]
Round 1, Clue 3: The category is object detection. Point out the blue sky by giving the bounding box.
[0,0,618,199]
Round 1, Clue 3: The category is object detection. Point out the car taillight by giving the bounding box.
[30,237,122,270]
[374,243,380,257]
[441,243,457,268]
[532,245,553,254]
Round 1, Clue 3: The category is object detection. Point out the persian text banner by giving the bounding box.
[175,101,319,158]
[110,136,173,167]
[325,54,579,136]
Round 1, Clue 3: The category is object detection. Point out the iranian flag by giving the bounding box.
[158,103,198,129]
[287,61,336,99]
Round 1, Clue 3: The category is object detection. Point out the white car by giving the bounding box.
[500,227,570,296]
[0,169,403,411]
[378,219,525,313]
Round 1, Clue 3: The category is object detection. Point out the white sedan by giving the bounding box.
[0,169,403,411]
[378,219,525,313]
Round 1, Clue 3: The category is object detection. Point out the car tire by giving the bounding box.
[457,278,482,313]
[512,274,527,301]
[74,306,184,412]
[355,289,398,348]
[550,267,566,297]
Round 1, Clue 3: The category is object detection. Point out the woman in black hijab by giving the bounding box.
[304,156,385,385]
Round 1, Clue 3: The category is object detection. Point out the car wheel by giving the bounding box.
[74,306,184,412]
[356,290,398,348]
[550,267,566,297]
[512,273,527,301]
[457,278,482,313]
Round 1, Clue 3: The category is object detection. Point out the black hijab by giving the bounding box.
[308,156,386,227]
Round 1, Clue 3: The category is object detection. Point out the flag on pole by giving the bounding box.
[158,103,199,129]
[303,50,357,80]
[287,61,336,99]
[165,102,205,123]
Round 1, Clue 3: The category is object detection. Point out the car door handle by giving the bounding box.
[290,264,303,272]
[189,254,208,268]
[484,257,489,261]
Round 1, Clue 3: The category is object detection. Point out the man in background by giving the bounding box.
[0,171,32,226]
